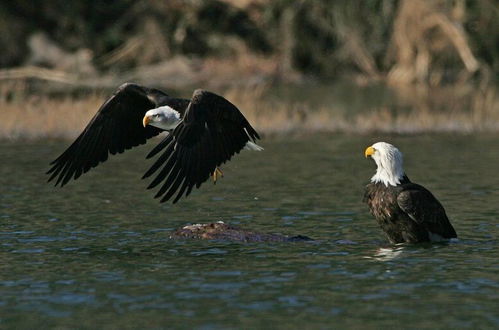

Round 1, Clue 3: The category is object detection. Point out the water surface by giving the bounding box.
[1,134,498,328]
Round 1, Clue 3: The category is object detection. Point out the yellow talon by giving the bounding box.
[212,167,224,184]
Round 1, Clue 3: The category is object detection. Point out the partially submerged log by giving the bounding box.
[171,221,312,242]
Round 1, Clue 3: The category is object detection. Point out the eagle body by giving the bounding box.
[47,83,262,203]
[364,177,457,244]
[364,142,457,244]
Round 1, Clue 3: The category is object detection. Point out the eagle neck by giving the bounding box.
[371,165,406,187]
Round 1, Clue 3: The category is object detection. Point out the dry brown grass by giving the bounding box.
[0,82,102,139]
[0,97,102,139]
[226,84,499,135]
[355,85,499,133]
[0,82,497,140]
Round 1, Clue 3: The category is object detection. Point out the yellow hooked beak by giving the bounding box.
[365,146,375,158]
[142,115,150,127]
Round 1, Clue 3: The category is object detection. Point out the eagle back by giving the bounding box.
[364,181,430,243]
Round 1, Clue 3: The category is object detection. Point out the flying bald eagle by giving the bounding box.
[364,142,457,244]
[47,83,262,203]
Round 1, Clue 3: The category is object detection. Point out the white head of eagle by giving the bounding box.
[143,106,181,130]
[365,142,405,187]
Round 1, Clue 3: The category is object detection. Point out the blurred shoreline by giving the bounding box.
[0,0,497,139]
[0,80,497,140]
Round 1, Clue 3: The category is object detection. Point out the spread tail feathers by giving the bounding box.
[244,141,264,151]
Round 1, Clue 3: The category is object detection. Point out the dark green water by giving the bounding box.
[1,134,498,329]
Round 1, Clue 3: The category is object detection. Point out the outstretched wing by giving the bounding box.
[143,89,260,203]
[397,186,457,239]
[47,83,166,187]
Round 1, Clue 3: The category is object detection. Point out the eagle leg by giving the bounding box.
[212,167,224,184]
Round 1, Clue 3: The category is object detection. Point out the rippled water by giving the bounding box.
[1,134,498,328]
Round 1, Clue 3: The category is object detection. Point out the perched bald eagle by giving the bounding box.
[47,83,262,203]
[364,142,457,244]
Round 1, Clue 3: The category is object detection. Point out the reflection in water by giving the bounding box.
[369,246,406,261]
[0,135,499,328]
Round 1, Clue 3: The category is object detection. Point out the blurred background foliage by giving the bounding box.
[0,0,498,137]
[0,0,497,84]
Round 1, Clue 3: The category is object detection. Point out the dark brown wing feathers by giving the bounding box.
[47,83,164,186]
[143,89,260,203]
[397,185,457,238]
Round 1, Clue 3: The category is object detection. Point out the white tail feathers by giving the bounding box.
[244,141,264,151]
